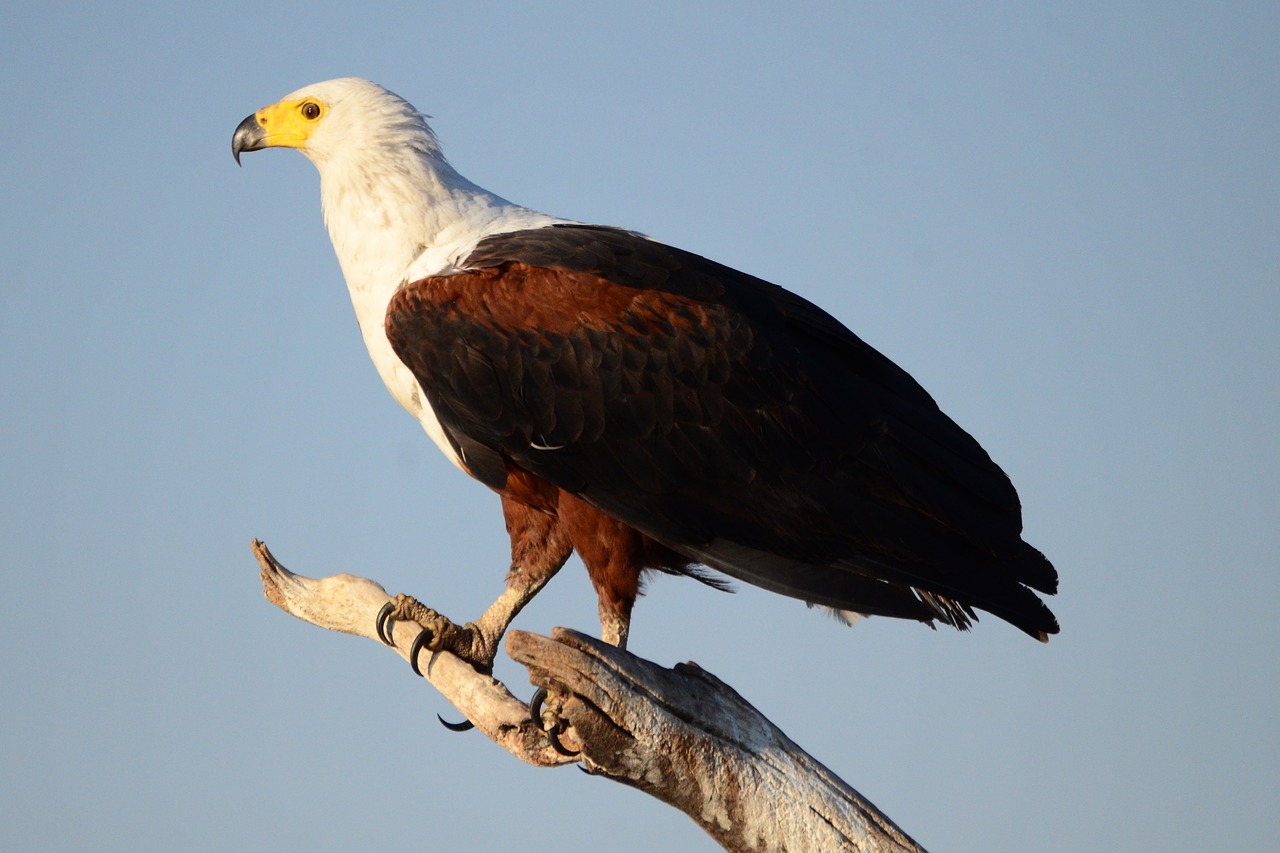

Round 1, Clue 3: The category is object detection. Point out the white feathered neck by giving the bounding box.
[286,78,560,313]
[279,78,565,461]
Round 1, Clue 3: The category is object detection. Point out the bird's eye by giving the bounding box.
[301,102,321,120]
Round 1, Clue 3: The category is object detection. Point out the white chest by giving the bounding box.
[348,282,465,471]
[318,152,567,477]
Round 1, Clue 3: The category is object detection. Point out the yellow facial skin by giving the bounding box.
[253,98,327,149]
[232,97,326,163]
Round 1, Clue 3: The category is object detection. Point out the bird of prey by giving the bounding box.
[232,78,1058,679]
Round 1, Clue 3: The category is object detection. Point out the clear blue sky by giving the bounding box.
[2,2,1276,850]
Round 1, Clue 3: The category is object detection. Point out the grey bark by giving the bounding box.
[253,539,926,852]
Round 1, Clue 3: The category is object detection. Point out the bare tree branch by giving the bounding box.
[253,539,926,852]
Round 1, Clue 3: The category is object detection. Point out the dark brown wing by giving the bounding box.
[385,224,1058,639]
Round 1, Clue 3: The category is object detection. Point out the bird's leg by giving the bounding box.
[598,600,632,650]
[528,596,635,757]
[379,498,573,677]
[554,491,642,653]
[524,492,645,754]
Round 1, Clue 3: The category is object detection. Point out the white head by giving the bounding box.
[233,78,516,284]
[232,78,563,300]
[232,77,445,168]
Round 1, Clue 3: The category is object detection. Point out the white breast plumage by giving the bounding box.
[343,216,568,475]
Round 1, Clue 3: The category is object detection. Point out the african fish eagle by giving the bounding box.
[232,78,1058,672]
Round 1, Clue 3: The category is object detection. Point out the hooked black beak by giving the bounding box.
[232,114,266,165]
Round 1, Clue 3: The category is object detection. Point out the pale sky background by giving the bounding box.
[2,3,1277,851]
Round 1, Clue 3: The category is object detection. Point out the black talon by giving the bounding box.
[437,713,475,732]
[375,601,395,646]
[409,627,434,677]
[529,686,548,722]
[530,686,579,757]
[547,726,579,758]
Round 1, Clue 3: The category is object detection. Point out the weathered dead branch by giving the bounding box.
[252,539,925,852]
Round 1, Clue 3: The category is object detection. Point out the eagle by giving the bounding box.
[233,78,1058,675]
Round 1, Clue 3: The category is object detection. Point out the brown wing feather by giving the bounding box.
[385,225,1058,639]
